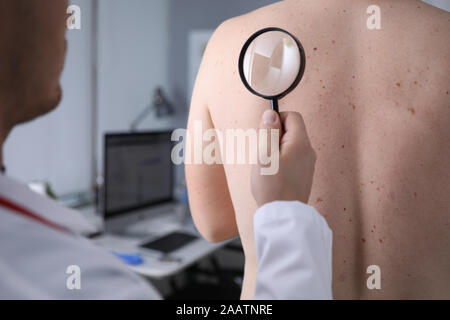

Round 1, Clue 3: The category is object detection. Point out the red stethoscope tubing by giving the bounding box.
[0,196,70,234]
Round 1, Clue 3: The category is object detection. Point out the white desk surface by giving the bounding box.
[78,205,233,279]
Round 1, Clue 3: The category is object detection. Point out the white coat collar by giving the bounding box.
[0,174,96,235]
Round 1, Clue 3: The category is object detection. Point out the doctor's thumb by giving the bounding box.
[258,110,282,158]
[261,109,281,128]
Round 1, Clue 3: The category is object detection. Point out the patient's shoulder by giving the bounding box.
[196,15,249,98]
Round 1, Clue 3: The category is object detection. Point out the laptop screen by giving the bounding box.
[104,132,173,218]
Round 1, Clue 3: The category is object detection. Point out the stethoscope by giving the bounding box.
[0,166,66,233]
[0,195,70,234]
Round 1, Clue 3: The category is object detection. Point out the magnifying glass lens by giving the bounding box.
[242,30,303,98]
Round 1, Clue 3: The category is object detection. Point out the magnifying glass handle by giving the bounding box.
[271,99,279,114]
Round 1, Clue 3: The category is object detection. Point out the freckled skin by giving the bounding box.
[187,0,450,299]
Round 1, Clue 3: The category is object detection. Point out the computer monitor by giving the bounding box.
[104,131,174,219]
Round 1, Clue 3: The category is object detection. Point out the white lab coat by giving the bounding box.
[0,174,161,300]
[0,174,332,300]
[253,201,333,300]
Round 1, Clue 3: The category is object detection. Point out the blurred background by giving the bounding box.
[4,0,277,196]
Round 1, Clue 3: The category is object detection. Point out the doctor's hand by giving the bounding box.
[251,110,317,208]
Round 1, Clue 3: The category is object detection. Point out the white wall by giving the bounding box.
[423,0,450,11]
[4,0,94,195]
[96,0,184,176]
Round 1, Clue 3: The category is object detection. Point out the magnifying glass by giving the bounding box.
[238,27,306,113]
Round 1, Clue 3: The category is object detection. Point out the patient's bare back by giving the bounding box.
[188,0,450,299]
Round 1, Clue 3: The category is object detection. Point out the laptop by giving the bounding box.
[103,131,198,254]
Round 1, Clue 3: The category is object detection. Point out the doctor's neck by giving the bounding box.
[0,115,13,173]
[0,122,7,172]
[0,128,5,172]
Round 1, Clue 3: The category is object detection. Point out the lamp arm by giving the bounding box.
[130,102,154,131]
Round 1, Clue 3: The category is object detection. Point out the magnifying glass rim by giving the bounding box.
[238,27,306,100]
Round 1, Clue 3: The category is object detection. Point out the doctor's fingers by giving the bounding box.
[258,110,282,162]
[279,112,315,156]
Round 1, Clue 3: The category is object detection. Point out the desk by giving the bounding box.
[78,205,233,280]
